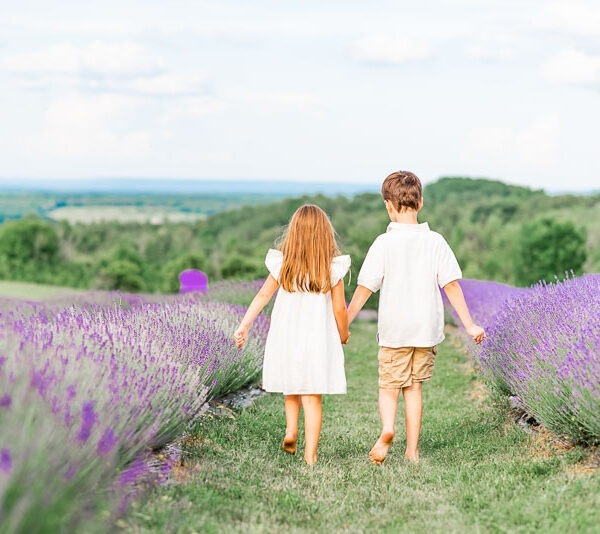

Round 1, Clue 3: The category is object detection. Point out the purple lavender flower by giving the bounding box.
[64,465,77,480]
[97,428,118,456]
[447,275,600,444]
[118,457,150,487]
[0,282,269,527]
[0,394,11,408]
[77,401,98,444]
[0,448,11,473]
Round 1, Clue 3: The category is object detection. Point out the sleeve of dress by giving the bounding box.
[265,249,284,281]
[331,254,351,286]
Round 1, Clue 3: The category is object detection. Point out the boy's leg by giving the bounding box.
[283,394,301,454]
[300,394,322,465]
[369,388,401,465]
[402,382,422,461]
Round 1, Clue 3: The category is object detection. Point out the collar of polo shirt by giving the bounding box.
[386,222,430,232]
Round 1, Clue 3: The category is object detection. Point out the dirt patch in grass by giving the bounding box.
[528,427,574,458]
[467,375,489,404]
[524,426,600,477]
[565,446,600,476]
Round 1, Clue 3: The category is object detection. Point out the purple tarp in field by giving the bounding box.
[179,269,208,293]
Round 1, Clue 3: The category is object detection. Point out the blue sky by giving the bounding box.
[0,0,599,190]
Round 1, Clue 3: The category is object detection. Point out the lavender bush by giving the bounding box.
[0,294,268,531]
[452,276,600,444]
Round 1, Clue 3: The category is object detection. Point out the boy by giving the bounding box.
[347,171,485,465]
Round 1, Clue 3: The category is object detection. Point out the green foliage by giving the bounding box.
[0,217,61,282]
[514,218,587,286]
[162,253,206,293]
[0,217,60,265]
[0,179,598,293]
[96,260,145,291]
[220,254,262,279]
[425,176,540,204]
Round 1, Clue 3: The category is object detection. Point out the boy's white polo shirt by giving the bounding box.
[357,221,462,348]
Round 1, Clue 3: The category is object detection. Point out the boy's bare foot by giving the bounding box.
[369,431,394,465]
[304,454,317,466]
[404,453,420,464]
[282,433,297,454]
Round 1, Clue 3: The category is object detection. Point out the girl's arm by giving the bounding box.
[234,275,279,348]
[331,279,350,344]
[443,280,486,344]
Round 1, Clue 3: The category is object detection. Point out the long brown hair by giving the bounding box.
[278,204,340,293]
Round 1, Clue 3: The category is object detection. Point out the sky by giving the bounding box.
[0,0,599,191]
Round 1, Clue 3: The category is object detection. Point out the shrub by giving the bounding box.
[514,218,586,286]
[0,293,269,530]
[454,276,600,444]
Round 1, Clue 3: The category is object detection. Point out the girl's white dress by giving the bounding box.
[262,249,351,395]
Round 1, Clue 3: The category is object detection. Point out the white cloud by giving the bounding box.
[121,72,209,97]
[352,33,432,64]
[515,114,561,170]
[37,94,153,160]
[463,113,561,173]
[534,1,600,37]
[164,96,227,120]
[465,45,513,62]
[541,48,600,85]
[0,42,163,78]
[243,91,322,112]
[264,91,321,111]
[0,42,213,98]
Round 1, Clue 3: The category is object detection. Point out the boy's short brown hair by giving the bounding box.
[381,171,422,212]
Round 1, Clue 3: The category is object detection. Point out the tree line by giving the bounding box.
[0,177,595,296]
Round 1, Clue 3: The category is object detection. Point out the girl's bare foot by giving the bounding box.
[282,433,297,454]
[369,431,394,465]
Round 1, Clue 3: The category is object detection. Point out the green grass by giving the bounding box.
[0,280,80,299]
[125,322,599,533]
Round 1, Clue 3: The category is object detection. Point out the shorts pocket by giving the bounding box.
[378,348,393,364]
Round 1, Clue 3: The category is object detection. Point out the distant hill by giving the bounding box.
[0,178,378,196]
[0,176,597,297]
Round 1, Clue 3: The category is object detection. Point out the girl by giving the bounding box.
[233,204,351,465]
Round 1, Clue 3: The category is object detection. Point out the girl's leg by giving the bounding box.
[300,394,322,465]
[369,388,401,464]
[283,395,301,454]
[402,382,422,462]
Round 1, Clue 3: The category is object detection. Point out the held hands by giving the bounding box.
[466,323,486,344]
[341,331,351,345]
[234,325,249,348]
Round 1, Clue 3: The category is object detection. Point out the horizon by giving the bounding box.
[0,175,597,196]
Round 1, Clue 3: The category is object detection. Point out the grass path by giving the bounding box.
[126,321,599,533]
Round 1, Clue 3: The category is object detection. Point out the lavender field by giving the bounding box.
[451,275,600,445]
[0,289,268,531]
[1,274,599,531]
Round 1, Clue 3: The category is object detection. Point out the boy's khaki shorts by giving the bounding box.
[378,346,438,389]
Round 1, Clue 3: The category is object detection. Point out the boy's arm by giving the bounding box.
[443,280,485,344]
[347,285,373,324]
[234,275,279,347]
[331,279,350,344]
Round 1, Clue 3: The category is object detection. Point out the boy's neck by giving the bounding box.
[390,210,419,224]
